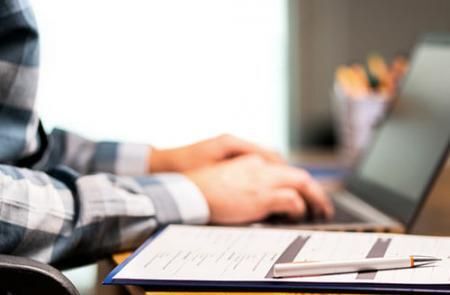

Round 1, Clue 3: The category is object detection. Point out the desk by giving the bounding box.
[99,154,450,295]
[410,159,450,236]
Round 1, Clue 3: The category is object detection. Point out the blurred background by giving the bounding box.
[288,0,450,150]
[32,0,450,155]
[33,0,289,152]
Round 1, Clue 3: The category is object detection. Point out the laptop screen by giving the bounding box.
[349,36,450,225]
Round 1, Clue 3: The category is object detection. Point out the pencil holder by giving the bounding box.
[332,84,389,166]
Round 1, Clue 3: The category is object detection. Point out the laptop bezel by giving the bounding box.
[344,33,450,230]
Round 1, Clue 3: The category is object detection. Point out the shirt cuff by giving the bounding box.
[114,143,150,176]
[153,173,210,224]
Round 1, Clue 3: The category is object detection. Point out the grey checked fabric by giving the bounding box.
[0,0,209,266]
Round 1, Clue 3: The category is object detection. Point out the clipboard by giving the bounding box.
[104,225,450,294]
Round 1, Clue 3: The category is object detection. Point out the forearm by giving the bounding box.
[0,164,208,265]
[43,128,152,175]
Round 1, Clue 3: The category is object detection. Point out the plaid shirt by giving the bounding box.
[0,0,209,266]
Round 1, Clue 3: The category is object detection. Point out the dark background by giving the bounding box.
[288,0,450,149]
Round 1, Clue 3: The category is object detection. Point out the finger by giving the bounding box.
[302,178,335,219]
[266,188,307,219]
[219,134,285,164]
[268,166,334,219]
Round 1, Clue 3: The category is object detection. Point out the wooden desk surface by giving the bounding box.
[410,159,450,236]
[107,154,450,295]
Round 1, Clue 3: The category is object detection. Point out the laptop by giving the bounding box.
[257,33,450,233]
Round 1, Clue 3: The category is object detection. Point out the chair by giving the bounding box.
[0,254,79,295]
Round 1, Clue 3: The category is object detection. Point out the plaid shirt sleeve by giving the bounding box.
[0,0,210,265]
[41,128,154,176]
[0,165,209,265]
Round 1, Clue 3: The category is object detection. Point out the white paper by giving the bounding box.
[113,225,450,285]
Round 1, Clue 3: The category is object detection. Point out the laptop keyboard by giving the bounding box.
[264,197,365,225]
[325,198,365,223]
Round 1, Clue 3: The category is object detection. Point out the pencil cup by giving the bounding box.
[332,84,389,166]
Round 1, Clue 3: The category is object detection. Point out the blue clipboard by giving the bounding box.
[104,227,450,294]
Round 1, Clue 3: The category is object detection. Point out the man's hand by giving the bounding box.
[150,134,283,172]
[185,155,334,224]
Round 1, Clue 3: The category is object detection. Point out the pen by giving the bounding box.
[273,256,441,278]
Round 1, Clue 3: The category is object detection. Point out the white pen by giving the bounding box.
[273,256,441,278]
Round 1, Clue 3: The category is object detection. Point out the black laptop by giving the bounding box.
[258,33,450,233]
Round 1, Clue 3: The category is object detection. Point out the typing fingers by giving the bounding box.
[266,188,307,219]
[268,165,334,219]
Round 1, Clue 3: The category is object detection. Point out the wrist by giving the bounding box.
[149,147,178,172]
[152,173,210,224]
[149,147,164,172]
[185,170,215,220]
